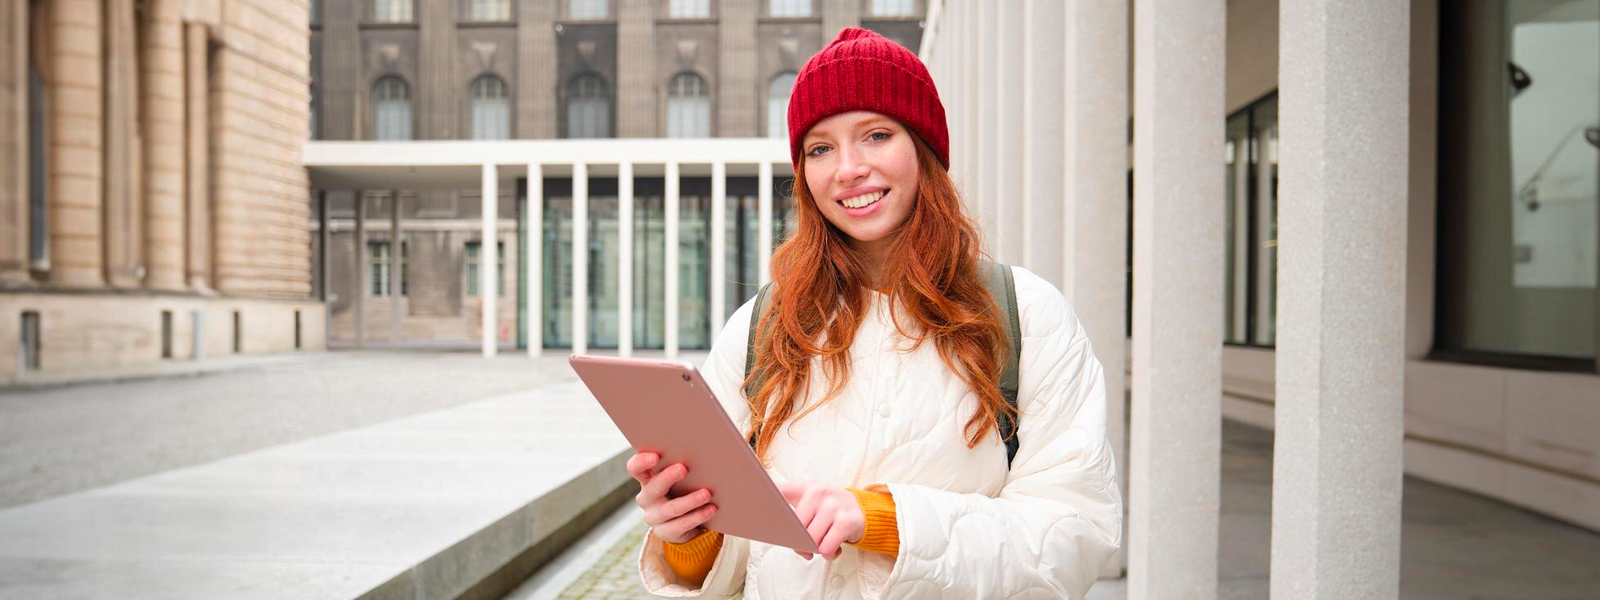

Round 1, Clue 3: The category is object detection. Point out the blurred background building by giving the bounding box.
[1,0,322,385]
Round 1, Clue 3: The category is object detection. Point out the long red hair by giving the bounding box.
[743,133,1014,463]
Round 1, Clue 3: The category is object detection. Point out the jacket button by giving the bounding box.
[876,403,891,418]
[830,574,845,588]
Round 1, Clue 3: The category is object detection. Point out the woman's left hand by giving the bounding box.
[776,480,865,561]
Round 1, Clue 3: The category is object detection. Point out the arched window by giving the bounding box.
[372,0,413,22]
[870,0,914,17]
[766,72,796,139]
[769,0,810,18]
[470,75,511,140]
[666,72,710,138]
[372,76,412,141]
[565,74,612,139]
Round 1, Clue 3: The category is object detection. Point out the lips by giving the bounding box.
[839,189,886,209]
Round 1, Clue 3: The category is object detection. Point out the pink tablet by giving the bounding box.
[569,354,820,553]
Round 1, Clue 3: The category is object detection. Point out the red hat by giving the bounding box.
[787,27,950,170]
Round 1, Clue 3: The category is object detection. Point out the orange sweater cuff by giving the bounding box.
[661,529,723,586]
[847,487,899,557]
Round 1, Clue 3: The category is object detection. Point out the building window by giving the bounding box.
[466,241,506,297]
[568,0,608,19]
[769,0,810,18]
[1223,94,1279,348]
[466,0,511,21]
[1436,1,1598,365]
[369,240,409,296]
[372,0,413,22]
[372,76,412,141]
[767,72,796,139]
[470,75,511,140]
[870,0,914,17]
[669,0,710,18]
[565,74,611,138]
[667,72,711,138]
[27,35,48,269]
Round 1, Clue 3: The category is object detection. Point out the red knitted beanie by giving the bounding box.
[787,27,950,170]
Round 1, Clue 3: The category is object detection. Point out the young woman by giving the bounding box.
[630,28,1122,600]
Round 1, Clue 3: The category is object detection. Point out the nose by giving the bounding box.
[833,145,870,184]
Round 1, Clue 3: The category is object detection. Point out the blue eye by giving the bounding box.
[806,145,832,157]
[869,132,891,142]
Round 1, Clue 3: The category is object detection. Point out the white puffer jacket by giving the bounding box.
[639,266,1122,600]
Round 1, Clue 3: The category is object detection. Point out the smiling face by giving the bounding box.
[799,111,921,255]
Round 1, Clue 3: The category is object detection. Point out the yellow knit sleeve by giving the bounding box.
[847,487,899,557]
[661,529,724,586]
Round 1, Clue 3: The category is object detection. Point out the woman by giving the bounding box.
[631,28,1122,600]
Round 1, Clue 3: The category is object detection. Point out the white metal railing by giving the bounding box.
[305,138,793,358]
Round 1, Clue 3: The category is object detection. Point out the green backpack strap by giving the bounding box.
[742,266,1022,469]
[744,283,774,448]
[980,258,1023,470]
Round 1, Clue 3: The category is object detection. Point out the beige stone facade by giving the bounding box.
[0,0,323,385]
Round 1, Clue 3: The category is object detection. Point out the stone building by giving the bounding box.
[309,0,926,348]
[0,0,322,384]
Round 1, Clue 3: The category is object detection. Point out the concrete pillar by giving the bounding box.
[103,0,142,288]
[354,191,366,347]
[47,0,105,288]
[516,0,556,138]
[184,22,212,292]
[141,0,188,292]
[993,0,1024,265]
[1128,0,1224,598]
[718,0,758,137]
[758,161,773,286]
[416,0,454,139]
[321,0,358,140]
[974,2,997,252]
[665,162,680,357]
[526,163,544,357]
[1271,1,1410,598]
[0,0,27,285]
[616,0,656,137]
[710,161,726,336]
[1055,0,1131,579]
[481,164,498,357]
[618,162,632,357]
[572,163,588,356]
[821,0,859,38]
[389,193,402,344]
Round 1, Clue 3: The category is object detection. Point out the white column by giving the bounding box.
[974,2,997,244]
[355,192,366,348]
[1060,0,1131,579]
[619,162,634,358]
[481,164,498,358]
[526,163,543,358]
[572,162,589,356]
[710,161,727,337]
[1129,0,1224,598]
[1271,1,1409,598]
[758,161,774,286]
[1021,0,1065,277]
[994,0,1025,265]
[389,193,402,344]
[665,162,680,358]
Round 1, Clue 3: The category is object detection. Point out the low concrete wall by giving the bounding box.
[0,291,326,385]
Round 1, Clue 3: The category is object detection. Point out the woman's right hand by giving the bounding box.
[627,451,718,544]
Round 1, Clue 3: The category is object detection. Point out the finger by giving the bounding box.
[645,463,688,499]
[776,481,806,505]
[819,519,856,560]
[806,502,837,555]
[651,488,712,524]
[626,452,659,482]
[660,503,718,542]
[793,488,822,530]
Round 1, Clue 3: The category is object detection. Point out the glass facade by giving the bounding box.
[1437,0,1598,364]
[1223,94,1279,348]
[534,176,794,350]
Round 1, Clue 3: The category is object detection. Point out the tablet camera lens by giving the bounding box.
[681,373,691,382]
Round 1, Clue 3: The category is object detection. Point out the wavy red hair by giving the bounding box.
[743,133,1014,463]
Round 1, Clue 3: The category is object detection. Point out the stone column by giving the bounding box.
[354,191,366,347]
[616,0,656,137]
[185,22,212,292]
[718,0,758,137]
[480,165,498,357]
[141,0,187,291]
[1056,0,1131,579]
[322,0,358,140]
[103,0,142,288]
[0,0,27,285]
[417,0,454,139]
[994,0,1024,264]
[516,0,556,138]
[1271,1,1410,598]
[1128,0,1224,598]
[821,0,859,38]
[974,2,996,251]
[47,0,105,288]
[388,193,402,343]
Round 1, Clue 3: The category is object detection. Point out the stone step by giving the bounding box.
[0,381,636,600]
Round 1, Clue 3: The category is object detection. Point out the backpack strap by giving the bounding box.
[744,283,774,448]
[980,258,1023,470]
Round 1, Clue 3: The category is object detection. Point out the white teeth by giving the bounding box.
[841,190,885,209]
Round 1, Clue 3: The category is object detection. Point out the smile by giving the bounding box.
[839,189,887,209]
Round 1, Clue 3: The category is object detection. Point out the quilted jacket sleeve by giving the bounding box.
[637,298,757,598]
[873,267,1123,600]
